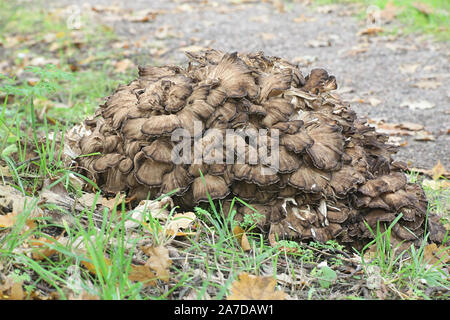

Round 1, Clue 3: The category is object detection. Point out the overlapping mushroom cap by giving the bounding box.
[77,49,445,248]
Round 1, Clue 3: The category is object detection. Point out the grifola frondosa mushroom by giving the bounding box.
[76,49,446,248]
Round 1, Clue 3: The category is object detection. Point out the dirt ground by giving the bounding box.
[50,0,449,169]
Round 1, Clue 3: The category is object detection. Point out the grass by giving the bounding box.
[311,0,450,40]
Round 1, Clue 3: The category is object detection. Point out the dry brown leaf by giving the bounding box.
[29,236,60,261]
[232,226,251,251]
[431,160,446,180]
[358,26,383,36]
[0,212,19,228]
[423,243,449,265]
[101,193,126,210]
[125,197,174,229]
[143,245,171,282]
[128,264,157,286]
[78,193,103,208]
[165,211,196,236]
[81,257,111,275]
[227,273,287,300]
[0,277,25,300]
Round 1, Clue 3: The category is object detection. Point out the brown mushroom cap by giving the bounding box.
[76,49,443,247]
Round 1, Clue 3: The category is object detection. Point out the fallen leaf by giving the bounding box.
[431,160,446,180]
[165,211,196,236]
[81,256,112,275]
[0,212,19,228]
[29,236,61,261]
[128,265,157,286]
[232,226,251,251]
[125,197,174,229]
[398,122,424,131]
[227,273,287,300]
[358,26,383,36]
[423,243,449,265]
[142,245,171,282]
[101,193,126,210]
[413,130,435,141]
[78,193,103,208]
[0,277,25,300]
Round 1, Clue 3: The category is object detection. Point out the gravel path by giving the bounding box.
[54,0,450,169]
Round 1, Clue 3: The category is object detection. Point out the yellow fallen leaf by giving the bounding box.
[0,212,19,228]
[29,235,62,261]
[358,26,383,36]
[233,226,251,251]
[81,257,111,275]
[227,273,287,300]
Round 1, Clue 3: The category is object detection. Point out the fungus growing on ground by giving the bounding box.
[75,49,446,248]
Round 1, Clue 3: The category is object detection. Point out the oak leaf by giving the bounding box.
[143,245,171,282]
[227,273,287,300]
[128,265,157,286]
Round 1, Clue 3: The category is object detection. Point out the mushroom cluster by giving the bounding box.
[77,49,445,247]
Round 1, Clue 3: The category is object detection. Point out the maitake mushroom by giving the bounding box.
[76,49,446,248]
